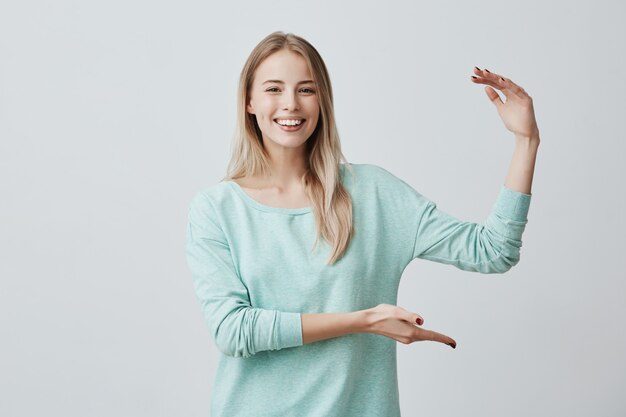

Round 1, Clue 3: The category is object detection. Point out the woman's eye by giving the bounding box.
[265,87,316,93]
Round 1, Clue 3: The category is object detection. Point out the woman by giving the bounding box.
[186,31,539,417]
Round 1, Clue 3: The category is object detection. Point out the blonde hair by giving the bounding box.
[221,31,356,265]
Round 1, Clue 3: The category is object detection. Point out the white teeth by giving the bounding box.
[276,119,303,126]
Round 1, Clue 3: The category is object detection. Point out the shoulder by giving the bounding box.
[188,181,233,216]
[347,162,397,179]
[348,162,413,190]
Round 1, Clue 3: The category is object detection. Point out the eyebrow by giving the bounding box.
[262,79,316,85]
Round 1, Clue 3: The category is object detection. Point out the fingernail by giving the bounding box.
[471,75,477,79]
[416,318,423,325]
[449,343,456,349]
[474,66,480,71]
[485,69,491,73]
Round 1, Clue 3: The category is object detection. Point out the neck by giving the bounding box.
[260,141,308,190]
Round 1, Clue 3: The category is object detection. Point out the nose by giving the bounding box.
[282,89,300,111]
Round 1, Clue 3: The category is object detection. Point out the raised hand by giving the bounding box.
[364,304,456,349]
[471,66,540,139]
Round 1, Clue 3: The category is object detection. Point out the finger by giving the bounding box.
[472,75,511,110]
[473,67,512,94]
[409,312,424,326]
[484,86,505,109]
[496,76,528,99]
[471,75,512,101]
[418,328,456,349]
[476,67,528,99]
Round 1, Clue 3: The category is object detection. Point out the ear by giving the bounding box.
[246,101,255,115]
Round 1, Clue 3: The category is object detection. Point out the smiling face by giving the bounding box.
[246,49,320,152]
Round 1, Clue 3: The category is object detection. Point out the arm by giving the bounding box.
[304,307,457,348]
[186,192,303,358]
[301,311,366,344]
[504,134,540,194]
[411,182,532,274]
[474,67,540,195]
[187,192,369,357]
[411,67,540,273]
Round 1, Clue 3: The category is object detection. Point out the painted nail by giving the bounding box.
[449,343,456,349]
[416,318,423,325]
[471,76,477,79]
[485,69,491,73]
[474,66,481,71]
[500,77,505,81]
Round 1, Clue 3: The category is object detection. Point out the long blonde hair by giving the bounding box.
[222,31,356,265]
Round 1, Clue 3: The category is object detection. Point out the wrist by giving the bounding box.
[515,129,541,145]
[352,309,373,333]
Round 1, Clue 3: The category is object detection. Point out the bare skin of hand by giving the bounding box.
[363,304,456,349]
[470,66,540,139]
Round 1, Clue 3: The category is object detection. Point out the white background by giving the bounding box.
[1,0,625,416]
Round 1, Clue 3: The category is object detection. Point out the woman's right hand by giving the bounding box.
[362,304,456,349]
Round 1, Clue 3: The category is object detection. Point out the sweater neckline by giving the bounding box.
[225,181,313,215]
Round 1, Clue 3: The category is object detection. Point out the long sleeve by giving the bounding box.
[185,191,303,358]
[411,184,532,273]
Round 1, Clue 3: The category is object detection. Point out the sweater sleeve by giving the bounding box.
[185,191,303,358]
[411,184,532,273]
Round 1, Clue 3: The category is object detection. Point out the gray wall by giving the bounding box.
[1,0,624,415]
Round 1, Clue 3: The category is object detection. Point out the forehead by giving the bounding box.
[254,49,312,83]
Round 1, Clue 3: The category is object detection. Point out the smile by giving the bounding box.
[274,119,306,132]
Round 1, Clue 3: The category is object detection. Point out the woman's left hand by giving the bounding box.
[471,67,540,138]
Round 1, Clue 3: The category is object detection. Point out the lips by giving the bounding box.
[274,119,305,131]
[273,118,306,125]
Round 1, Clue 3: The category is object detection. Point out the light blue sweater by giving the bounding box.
[185,163,532,417]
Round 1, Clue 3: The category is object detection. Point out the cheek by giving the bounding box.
[310,106,321,124]
[257,98,277,122]
[313,99,321,117]
[304,98,320,118]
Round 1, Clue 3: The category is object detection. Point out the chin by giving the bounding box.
[264,135,310,149]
